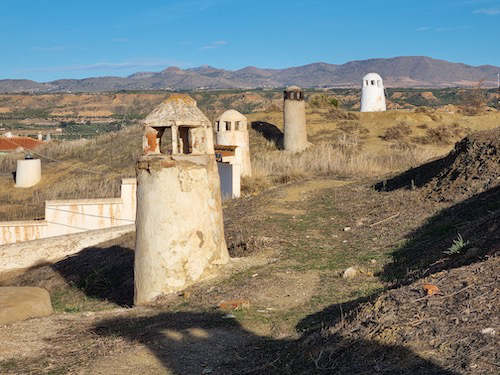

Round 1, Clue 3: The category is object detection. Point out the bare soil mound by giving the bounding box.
[377,127,500,202]
[298,256,499,374]
[424,128,499,201]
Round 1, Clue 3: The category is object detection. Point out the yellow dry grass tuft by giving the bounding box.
[242,143,438,194]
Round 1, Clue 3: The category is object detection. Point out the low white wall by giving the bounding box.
[0,220,48,245]
[0,178,136,246]
[0,166,236,247]
[0,224,134,274]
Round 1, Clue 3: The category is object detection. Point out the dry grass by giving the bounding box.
[459,82,488,116]
[0,125,141,220]
[412,123,468,145]
[322,108,359,121]
[0,153,18,174]
[34,124,142,169]
[380,122,413,141]
[337,121,369,136]
[242,143,437,195]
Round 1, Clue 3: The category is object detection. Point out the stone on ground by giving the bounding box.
[343,267,359,279]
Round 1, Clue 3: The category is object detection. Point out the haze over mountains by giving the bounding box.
[1,56,498,93]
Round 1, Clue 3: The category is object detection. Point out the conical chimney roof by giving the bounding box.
[143,94,210,127]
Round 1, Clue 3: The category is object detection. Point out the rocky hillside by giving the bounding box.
[1,56,498,93]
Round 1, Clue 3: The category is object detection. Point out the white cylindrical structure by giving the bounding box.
[360,73,386,112]
[215,109,252,177]
[135,154,229,304]
[283,85,308,152]
[15,159,41,188]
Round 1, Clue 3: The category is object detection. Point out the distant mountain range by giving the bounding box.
[1,56,498,93]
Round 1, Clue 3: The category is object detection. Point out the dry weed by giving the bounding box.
[459,82,488,116]
[337,121,369,136]
[0,153,18,173]
[413,123,466,145]
[322,108,359,121]
[380,122,412,141]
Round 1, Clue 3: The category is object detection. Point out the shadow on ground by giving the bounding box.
[251,121,283,149]
[93,310,458,374]
[381,185,500,284]
[52,244,135,306]
[373,156,446,192]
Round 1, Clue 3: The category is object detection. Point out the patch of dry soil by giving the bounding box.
[265,179,351,215]
[246,271,320,310]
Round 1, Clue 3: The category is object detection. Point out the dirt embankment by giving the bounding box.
[379,127,500,202]
[300,256,499,374]
[423,127,499,202]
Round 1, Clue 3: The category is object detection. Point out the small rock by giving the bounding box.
[355,218,367,227]
[343,267,359,279]
[251,273,258,278]
[481,327,496,336]
[222,313,236,319]
[343,226,351,232]
[423,283,440,296]
[342,240,348,243]
[218,299,250,311]
[370,259,377,264]
[179,290,191,299]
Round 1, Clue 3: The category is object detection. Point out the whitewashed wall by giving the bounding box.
[0,178,136,245]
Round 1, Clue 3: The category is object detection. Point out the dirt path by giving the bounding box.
[265,178,351,215]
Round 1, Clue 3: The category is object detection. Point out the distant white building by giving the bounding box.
[360,73,386,112]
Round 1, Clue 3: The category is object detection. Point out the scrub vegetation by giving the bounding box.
[1,88,499,220]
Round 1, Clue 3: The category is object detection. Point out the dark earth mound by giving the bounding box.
[297,256,499,374]
[376,127,500,202]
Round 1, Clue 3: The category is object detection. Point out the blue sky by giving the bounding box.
[1,0,499,82]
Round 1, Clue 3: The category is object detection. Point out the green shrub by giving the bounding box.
[443,233,470,255]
